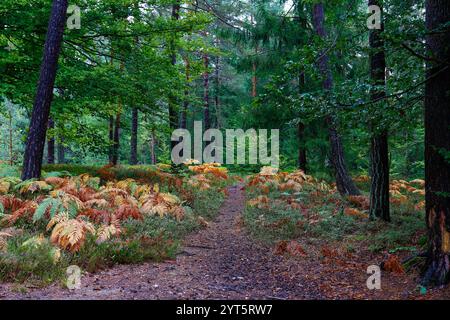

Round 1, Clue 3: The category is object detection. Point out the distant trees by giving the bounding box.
[422,0,450,286]
[21,0,68,180]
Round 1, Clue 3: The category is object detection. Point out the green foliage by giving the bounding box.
[0,233,68,285]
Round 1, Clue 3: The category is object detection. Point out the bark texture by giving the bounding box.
[21,0,68,180]
[422,0,450,286]
[368,0,390,221]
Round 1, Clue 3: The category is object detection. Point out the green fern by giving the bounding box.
[33,198,63,222]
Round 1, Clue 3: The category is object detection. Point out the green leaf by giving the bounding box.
[33,198,55,222]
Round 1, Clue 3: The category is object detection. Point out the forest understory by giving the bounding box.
[0,166,448,300]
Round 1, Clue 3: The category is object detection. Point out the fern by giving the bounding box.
[49,218,95,252]
[15,179,52,194]
[33,191,83,222]
[33,198,63,222]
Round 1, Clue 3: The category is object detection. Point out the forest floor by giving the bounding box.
[0,184,449,300]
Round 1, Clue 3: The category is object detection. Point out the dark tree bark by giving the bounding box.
[21,0,68,180]
[112,111,121,166]
[47,117,55,164]
[203,53,210,130]
[130,107,138,165]
[422,0,450,287]
[312,2,360,196]
[298,121,307,172]
[368,0,390,221]
[108,115,114,164]
[181,56,190,129]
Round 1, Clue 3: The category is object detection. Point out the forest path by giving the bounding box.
[0,184,323,300]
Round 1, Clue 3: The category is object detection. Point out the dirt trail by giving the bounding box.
[0,185,323,300]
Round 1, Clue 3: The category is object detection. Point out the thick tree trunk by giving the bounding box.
[181,56,190,129]
[422,0,450,287]
[368,0,390,221]
[203,53,210,130]
[312,2,360,196]
[130,107,138,165]
[370,131,390,221]
[21,0,68,180]
[47,117,55,164]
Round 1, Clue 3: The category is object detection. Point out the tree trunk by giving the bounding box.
[368,0,390,221]
[108,116,114,164]
[215,53,222,128]
[312,2,360,196]
[47,117,55,164]
[297,2,307,173]
[297,63,307,172]
[150,129,157,165]
[370,131,390,221]
[57,136,65,164]
[21,0,68,180]
[8,110,13,165]
[181,56,190,129]
[112,111,121,166]
[130,107,138,165]
[169,2,180,150]
[422,0,450,287]
[203,53,210,130]
[298,122,307,172]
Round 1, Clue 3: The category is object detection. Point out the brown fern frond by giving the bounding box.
[114,204,142,221]
[50,218,95,252]
[4,201,38,225]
